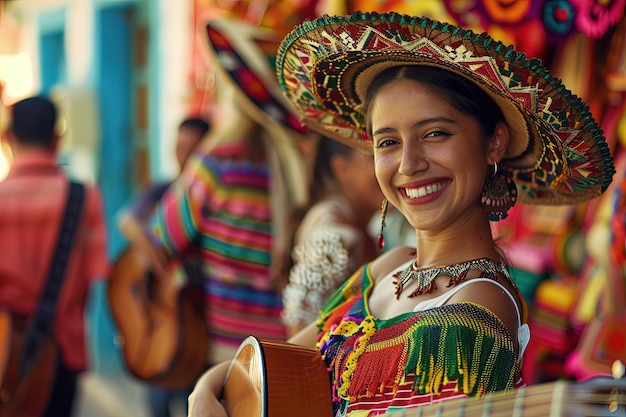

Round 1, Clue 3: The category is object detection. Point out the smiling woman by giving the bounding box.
[187,11,615,417]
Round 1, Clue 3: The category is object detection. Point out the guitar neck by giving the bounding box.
[383,380,604,417]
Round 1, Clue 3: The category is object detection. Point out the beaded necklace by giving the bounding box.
[393,258,511,299]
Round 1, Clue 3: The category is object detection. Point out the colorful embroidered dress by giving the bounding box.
[151,142,286,363]
[317,264,523,416]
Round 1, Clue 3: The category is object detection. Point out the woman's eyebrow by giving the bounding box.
[371,126,397,137]
[372,116,458,137]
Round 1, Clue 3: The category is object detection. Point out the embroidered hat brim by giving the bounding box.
[203,17,313,214]
[276,11,615,205]
[205,18,308,135]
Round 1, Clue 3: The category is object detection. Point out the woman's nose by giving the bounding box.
[398,142,428,175]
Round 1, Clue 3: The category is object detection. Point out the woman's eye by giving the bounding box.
[375,138,397,148]
[424,130,449,139]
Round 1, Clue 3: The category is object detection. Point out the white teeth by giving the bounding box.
[405,182,445,199]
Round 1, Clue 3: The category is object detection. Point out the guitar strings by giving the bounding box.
[429,391,553,417]
[386,381,626,416]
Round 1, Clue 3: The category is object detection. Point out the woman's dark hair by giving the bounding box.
[291,135,359,233]
[179,117,211,137]
[364,65,505,139]
[309,135,356,203]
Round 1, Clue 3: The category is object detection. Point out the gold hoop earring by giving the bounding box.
[481,163,517,221]
[378,199,388,249]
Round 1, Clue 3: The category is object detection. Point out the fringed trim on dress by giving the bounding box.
[325,302,519,403]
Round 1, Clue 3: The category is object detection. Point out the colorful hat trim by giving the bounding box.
[276,11,615,205]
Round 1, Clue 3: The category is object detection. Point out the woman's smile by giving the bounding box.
[401,179,450,203]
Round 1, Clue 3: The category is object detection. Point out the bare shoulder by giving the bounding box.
[447,280,521,343]
[369,246,416,284]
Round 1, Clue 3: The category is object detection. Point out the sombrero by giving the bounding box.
[203,16,312,207]
[276,11,615,205]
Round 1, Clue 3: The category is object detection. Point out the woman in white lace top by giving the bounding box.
[282,136,383,335]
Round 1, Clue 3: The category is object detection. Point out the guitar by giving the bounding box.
[0,312,57,417]
[222,337,626,417]
[107,246,209,390]
[0,311,9,383]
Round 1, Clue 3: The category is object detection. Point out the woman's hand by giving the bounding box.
[187,324,319,417]
[287,320,319,346]
[188,362,230,417]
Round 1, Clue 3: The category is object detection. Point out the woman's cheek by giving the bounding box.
[374,153,396,175]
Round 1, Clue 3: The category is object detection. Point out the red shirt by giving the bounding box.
[0,149,109,371]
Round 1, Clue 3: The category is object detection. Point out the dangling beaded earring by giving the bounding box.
[481,161,517,221]
[378,199,388,249]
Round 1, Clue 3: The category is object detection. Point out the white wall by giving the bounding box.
[152,0,193,180]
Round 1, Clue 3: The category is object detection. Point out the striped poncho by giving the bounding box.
[151,142,287,363]
[317,264,523,416]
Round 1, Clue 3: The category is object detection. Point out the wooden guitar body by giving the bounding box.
[107,247,209,390]
[0,312,9,385]
[222,336,333,417]
[0,313,57,417]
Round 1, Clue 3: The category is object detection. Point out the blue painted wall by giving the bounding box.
[96,4,134,260]
[40,31,66,95]
[87,4,136,376]
[38,8,67,95]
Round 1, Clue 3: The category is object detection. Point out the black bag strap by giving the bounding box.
[19,181,85,375]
